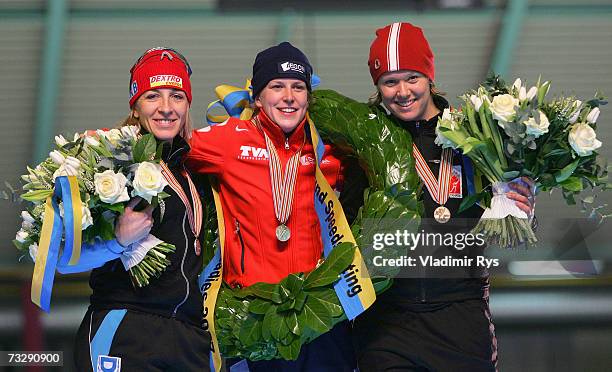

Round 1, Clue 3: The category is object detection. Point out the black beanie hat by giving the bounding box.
[251,42,313,98]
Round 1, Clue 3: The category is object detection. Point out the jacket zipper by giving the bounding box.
[413,121,427,303]
[285,136,290,150]
[172,212,190,317]
[235,220,246,274]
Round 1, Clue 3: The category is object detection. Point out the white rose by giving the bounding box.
[569,123,602,156]
[489,94,519,123]
[15,229,29,243]
[29,243,38,262]
[59,202,94,230]
[523,110,550,138]
[586,107,600,124]
[55,135,68,147]
[132,162,168,203]
[121,126,140,139]
[94,170,130,204]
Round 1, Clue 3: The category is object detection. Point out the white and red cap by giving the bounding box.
[368,22,435,85]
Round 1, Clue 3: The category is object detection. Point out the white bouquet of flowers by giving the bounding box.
[14,126,175,301]
[435,75,608,248]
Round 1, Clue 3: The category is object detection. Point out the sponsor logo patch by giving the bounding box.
[279,61,306,74]
[129,81,138,99]
[239,145,269,161]
[97,355,121,372]
[449,165,462,198]
[149,75,183,89]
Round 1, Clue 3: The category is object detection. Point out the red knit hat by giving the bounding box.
[128,47,192,107]
[368,22,435,85]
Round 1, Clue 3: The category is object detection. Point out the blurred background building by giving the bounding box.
[0,0,611,370]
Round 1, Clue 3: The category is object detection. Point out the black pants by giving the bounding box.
[353,299,497,372]
[74,308,211,372]
[228,321,356,372]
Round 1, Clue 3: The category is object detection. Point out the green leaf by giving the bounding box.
[277,339,301,360]
[21,189,53,202]
[100,202,125,213]
[269,310,291,342]
[306,288,343,317]
[285,311,301,336]
[248,298,272,315]
[238,316,262,347]
[503,171,520,180]
[561,177,583,192]
[302,296,332,333]
[235,282,282,303]
[555,159,580,183]
[261,306,275,342]
[132,134,157,162]
[279,273,304,300]
[304,243,355,289]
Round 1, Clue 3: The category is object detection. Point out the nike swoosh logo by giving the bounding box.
[235,125,248,132]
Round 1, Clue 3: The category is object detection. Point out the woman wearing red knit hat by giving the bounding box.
[66,47,211,372]
[353,23,535,371]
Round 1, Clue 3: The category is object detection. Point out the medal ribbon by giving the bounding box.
[307,114,376,319]
[160,161,203,255]
[256,117,304,229]
[412,144,453,206]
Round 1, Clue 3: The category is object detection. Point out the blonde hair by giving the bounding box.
[120,104,193,140]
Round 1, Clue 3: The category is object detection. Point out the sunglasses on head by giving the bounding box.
[130,47,193,76]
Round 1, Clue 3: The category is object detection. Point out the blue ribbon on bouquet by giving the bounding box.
[31,175,82,312]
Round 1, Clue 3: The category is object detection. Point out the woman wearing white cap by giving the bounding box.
[353,23,535,371]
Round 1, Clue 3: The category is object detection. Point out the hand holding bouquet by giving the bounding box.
[435,75,608,248]
[13,127,176,310]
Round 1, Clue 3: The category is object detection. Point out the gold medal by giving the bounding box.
[276,224,291,242]
[434,206,451,223]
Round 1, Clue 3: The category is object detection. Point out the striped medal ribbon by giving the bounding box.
[160,161,203,254]
[412,144,454,223]
[257,119,304,242]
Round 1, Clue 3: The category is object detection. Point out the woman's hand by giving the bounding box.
[115,197,154,247]
[506,176,536,217]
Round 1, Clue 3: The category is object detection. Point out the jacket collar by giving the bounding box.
[255,109,307,152]
[160,135,190,168]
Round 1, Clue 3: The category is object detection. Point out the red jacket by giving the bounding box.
[187,111,342,287]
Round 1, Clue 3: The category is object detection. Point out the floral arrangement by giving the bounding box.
[13,126,175,288]
[211,89,422,360]
[435,75,608,247]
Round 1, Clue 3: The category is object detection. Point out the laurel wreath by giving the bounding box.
[207,90,422,361]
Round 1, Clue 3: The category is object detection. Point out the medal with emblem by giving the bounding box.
[413,144,454,223]
[256,117,305,241]
[275,224,291,242]
[433,206,451,223]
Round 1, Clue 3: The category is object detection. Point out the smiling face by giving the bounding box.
[255,78,308,133]
[132,88,189,141]
[377,70,439,122]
